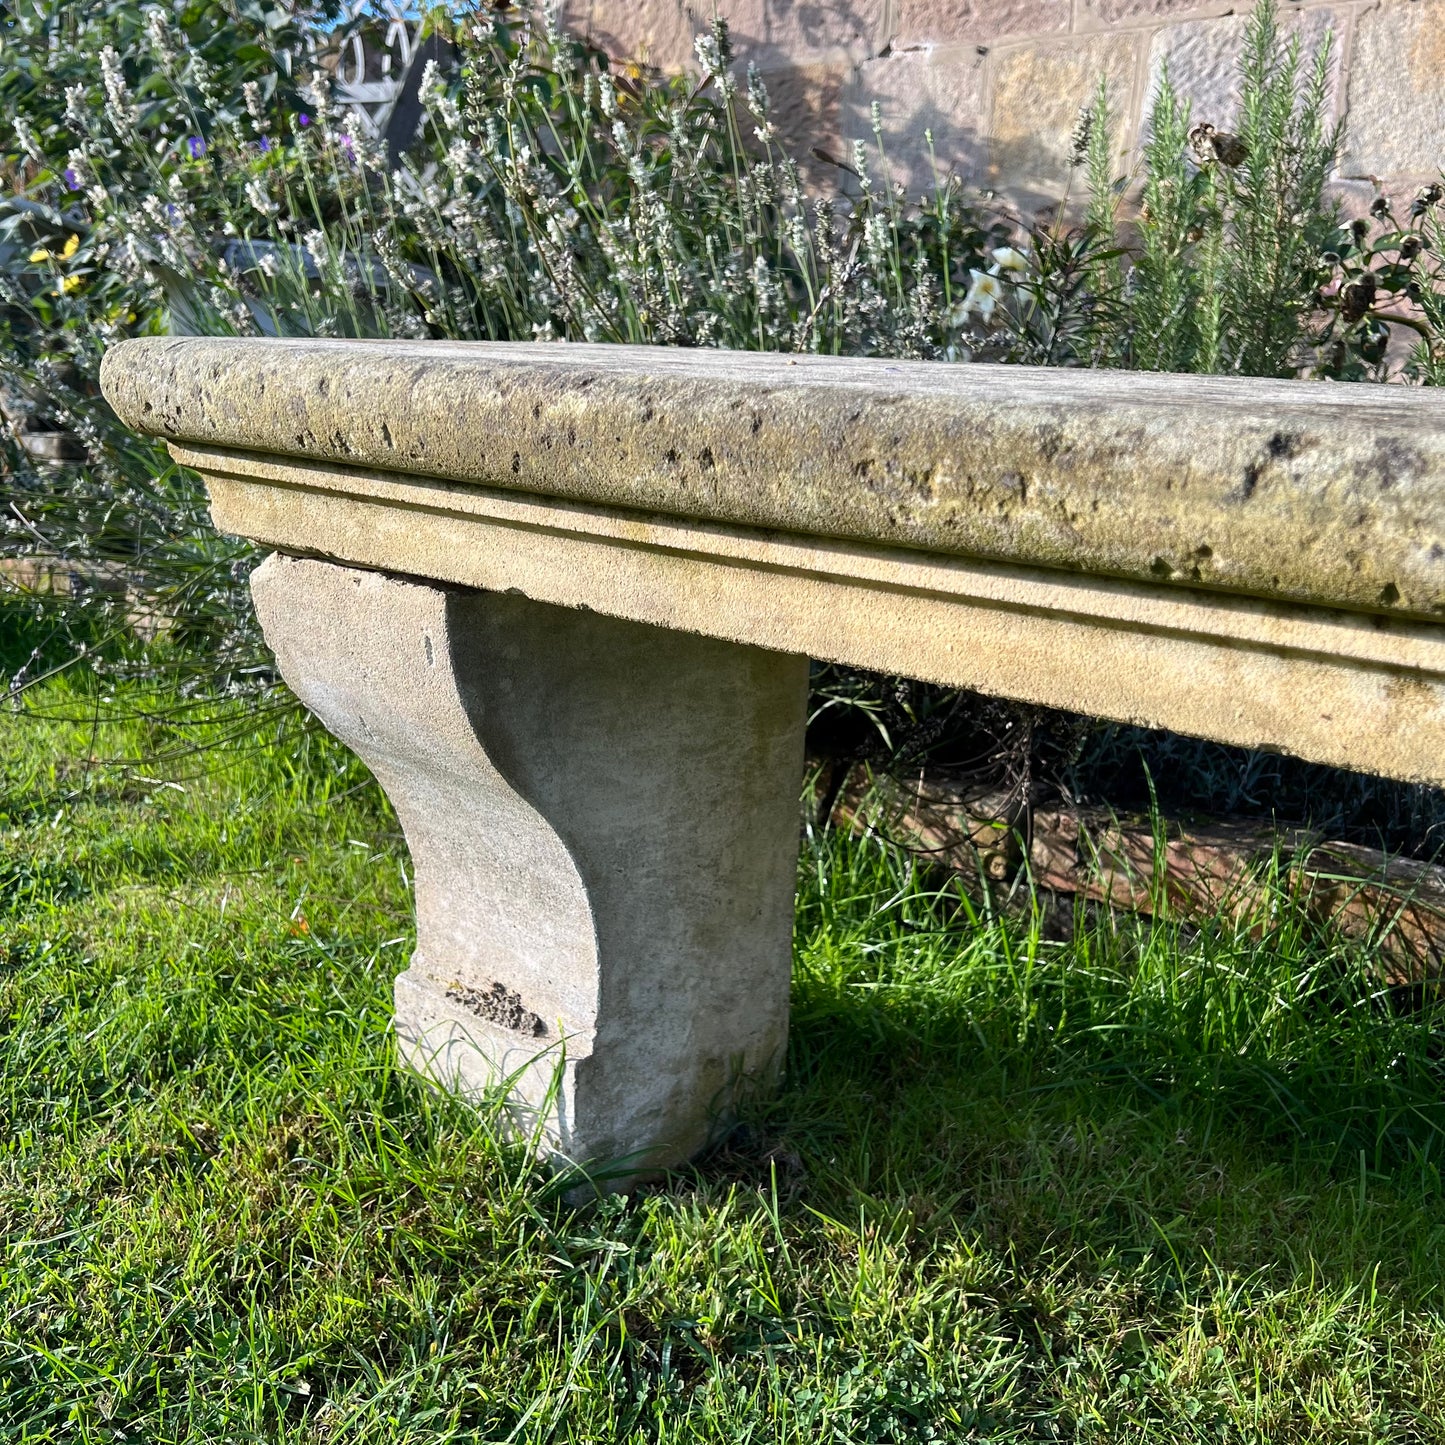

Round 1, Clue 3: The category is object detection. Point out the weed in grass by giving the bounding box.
[1,598,1444,1440]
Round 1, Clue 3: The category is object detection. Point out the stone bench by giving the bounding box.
[101,338,1445,1175]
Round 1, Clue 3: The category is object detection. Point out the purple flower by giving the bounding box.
[258,136,271,152]
[63,168,81,191]
[297,112,310,127]
[188,135,206,158]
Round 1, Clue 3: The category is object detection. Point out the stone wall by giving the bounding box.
[562,0,1445,216]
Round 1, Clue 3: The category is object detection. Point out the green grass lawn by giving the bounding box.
[3,603,1445,1443]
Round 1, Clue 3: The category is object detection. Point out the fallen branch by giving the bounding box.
[826,761,1445,986]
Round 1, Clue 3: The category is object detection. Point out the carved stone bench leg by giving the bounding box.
[250,554,808,1174]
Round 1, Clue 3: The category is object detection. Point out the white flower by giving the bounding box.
[958,268,1005,322]
[145,9,178,67]
[12,116,43,164]
[242,80,267,136]
[746,64,769,120]
[64,83,89,132]
[990,246,1029,275]
[693,31,723,75]
[304,229,330,274]
[598,73,618,120]
[304,70,333,130]
[244,176,279,217]
[99,47,134,136]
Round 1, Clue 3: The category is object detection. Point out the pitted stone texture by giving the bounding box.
[1145,6,1343,134]
[250,553,807,1174]
[103,338,1445,621]
[1340,0,1445,180]
[988,33,1141,203]
[195,442,1445,787]
[842,46,988,192]
[888,0,1067,50]
[562,0,886,71]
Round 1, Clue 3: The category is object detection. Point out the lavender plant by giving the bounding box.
[2,2,1008,693]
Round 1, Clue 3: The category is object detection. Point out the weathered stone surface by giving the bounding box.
[988,33,1140,203]
[1340,0,1445,180]
[562,0,886,72]
[190,437,1445,785]
[756,62,846,177]
[842,46,988,191]
[888,0,1067,51]
[556,0,1445,205]
[102,337,1445,620]
[1076,0,1234,30]
[251,552,807,1174]
[1145,6,1342,135]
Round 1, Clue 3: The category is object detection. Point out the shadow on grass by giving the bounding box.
[693,824,1445,1313]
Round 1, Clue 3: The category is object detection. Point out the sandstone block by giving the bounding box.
[888,0,1067,51]
[1145,6,1343,138]
[843,46,988,193]
[1340,0,1445,180]
[102,337,1445,623]
[988,33,1140,206]
[562,0,886,72]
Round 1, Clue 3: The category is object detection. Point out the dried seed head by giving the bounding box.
[1209,130,1247,167]
[1189,122,1247,168]
[1340,270,1377,322]
[1360,327,1388,364]
[1410,187,1440,219]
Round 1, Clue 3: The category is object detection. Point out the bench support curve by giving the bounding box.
[250,553,808,1175]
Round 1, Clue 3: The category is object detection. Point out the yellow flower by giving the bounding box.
[27,235,78,264]
[60,274,84,294]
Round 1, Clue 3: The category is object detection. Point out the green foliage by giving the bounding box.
[1312,187,1445,382]
[1224,2,1340,374]
[1129,69,1202,373]
[1075,0,1344,376]
[3,611,1445,1439]
[1063,0,1445,384]
[0,0,343,682]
